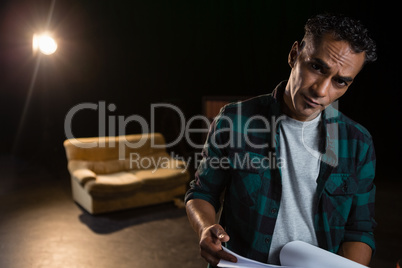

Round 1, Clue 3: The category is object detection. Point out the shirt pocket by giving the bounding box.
[324,173,358,226]
[227,152,265,207]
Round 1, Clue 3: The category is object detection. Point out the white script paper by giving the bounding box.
[280,241,368,268]
[217,246,301,268]
[218,241,368,268]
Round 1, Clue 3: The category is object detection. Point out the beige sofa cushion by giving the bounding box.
[67,152,173,175]
[132,169,188,190]
[85,172,144,198]
[86,168,188,198]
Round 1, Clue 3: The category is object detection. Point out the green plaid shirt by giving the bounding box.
[185,81,376,264]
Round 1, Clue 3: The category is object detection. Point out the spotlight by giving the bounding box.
[33,33,57,55]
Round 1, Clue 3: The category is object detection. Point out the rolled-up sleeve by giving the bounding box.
[185,108,231,212]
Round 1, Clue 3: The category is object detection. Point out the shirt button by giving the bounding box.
[270,208,278,214]
[265,237,270,243]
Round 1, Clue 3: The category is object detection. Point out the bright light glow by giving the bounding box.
[33,33,58,55]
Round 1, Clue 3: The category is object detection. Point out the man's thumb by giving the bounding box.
[212,225,230,242]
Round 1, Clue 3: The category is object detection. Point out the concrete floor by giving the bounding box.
[0,158,401,268]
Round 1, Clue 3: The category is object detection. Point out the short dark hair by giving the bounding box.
[304,13,377,64]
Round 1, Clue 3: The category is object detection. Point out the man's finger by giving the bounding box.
[201,247,237,266]
[217,248,237,263]
[200,250,221,266]
[210,224,230,242]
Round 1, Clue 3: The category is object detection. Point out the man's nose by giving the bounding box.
[311,78,331,98]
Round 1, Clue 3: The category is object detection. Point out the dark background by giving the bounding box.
[0,0,399,180]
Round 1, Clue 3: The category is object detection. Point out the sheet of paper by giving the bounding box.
[217,246,301,268]
[218,241,369,268]
[280,241,369,268]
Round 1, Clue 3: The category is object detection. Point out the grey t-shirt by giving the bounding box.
[268,114,322,264]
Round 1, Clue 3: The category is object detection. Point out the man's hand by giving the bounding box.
[185,199,237,266]
[199,224,237,266]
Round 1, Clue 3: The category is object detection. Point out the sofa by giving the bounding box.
[63,133,190,214]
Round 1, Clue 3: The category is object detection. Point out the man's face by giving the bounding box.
[283,33,366,121]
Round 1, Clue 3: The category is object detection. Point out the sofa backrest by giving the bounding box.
[64,133,167,161]
[64,133,171,174]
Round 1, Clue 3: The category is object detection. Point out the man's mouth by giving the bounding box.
[303,95,321,108]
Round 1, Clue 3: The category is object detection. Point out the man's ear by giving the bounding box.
[288,41,304,68]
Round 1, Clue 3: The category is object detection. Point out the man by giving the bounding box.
[185,13,377,267]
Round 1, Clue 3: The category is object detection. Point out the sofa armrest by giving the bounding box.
[71,168,96,185]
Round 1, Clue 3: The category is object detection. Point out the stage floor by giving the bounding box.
[0,158,400,268]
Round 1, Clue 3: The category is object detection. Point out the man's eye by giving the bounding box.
[334,78,348,87]
[311,63,321,71]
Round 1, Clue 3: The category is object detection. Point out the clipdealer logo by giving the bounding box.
[64,100,339,170]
